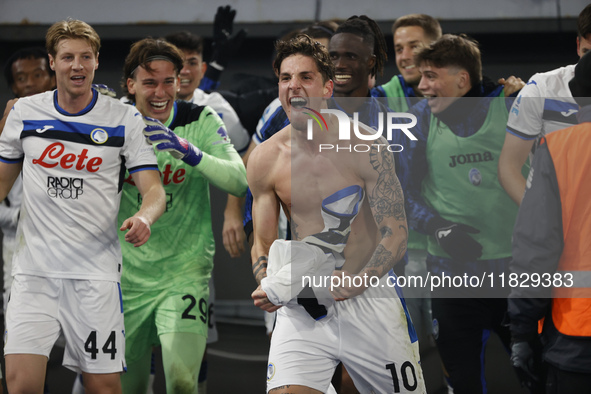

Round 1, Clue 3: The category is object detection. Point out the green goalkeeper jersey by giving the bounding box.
[118,101,247,290]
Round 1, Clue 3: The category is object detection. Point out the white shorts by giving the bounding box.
[267,275,426,393]
[5,274,126,374]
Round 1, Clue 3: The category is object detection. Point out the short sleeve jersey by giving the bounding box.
[0,90,158,281]
[507,64,579,140]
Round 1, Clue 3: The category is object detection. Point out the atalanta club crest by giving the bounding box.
[267,363,275,381]
[469,168,482,186]
[91,128,109,144]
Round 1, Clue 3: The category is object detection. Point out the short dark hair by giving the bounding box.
[392,14,442,43]
[164,31,204,56]
[273,34,335,83]
[4,47,53,87]
[577,4,591,39]
[335,15,388,77]
[416,34,482,87]
[122,37,184,103]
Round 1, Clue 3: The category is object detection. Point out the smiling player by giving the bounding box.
[118,37,247,394]
[0,19,166,393]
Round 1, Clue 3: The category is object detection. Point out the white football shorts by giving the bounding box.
[5,274,126,374]
[266,274,426,393]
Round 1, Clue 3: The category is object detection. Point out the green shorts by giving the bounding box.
[122,279,210,364]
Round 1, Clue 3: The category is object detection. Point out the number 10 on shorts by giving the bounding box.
[85,330,117,360]
[386,361,418,392]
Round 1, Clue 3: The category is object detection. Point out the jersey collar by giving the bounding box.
[53,89,99,117]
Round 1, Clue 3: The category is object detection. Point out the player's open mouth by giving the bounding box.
[334,74,351,84]
[150,101,168,110]
[404,65,416,70]
[424,95,437,104]
[290,97,307,109]
[71,75,85,84]
[180,78,191,86]
[424,95,443,108]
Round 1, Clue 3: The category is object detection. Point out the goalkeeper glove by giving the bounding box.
[142,116,203,166]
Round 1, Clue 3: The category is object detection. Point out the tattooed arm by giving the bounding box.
[331,137,407,299]
[359,137,408,279]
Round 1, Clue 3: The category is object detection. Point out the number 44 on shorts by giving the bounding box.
[85,331,117,360]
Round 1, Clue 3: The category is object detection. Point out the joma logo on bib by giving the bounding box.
[449,151,493,168]
[33,142,103,172]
